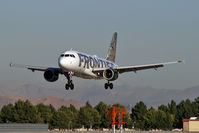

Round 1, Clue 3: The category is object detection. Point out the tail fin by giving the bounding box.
[106,32,117,62]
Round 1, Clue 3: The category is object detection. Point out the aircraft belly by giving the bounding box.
[74,68,102,80]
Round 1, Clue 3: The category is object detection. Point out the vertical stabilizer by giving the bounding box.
[106,32,117,62]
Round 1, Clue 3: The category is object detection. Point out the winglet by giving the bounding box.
[9,62,27,69]
[10,62,13,67]
[162,60,184,65]
[177,60,184,63]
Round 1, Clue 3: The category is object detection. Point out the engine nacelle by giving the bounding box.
[103,68,118,81]
[44,69,59,82]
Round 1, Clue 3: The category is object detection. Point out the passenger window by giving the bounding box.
[65,54,69,57]
[61,54,64,57]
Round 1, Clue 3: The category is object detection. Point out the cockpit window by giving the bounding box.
[61,54,75,58]
[70,54,75,58]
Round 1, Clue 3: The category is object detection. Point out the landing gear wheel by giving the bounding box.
[104,82,114,89]
[65,72,75,91]
[109,83,113,89]
[105,83,108,89]
[65,84,70,90]
[70,83,74,90]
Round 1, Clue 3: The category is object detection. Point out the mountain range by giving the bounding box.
[0,80,198,109]
[0,96,84,109]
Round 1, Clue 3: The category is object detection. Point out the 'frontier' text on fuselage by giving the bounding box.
[77,53,115,69]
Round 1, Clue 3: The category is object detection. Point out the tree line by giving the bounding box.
[0,97,199,130]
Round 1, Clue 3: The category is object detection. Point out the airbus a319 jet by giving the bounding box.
[10,32,183,90]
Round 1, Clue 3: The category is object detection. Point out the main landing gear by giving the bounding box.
[65,72,74,90]
[104,81,113,89]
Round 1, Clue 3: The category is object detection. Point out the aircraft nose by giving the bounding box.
[58,58,65,68]
[58,56,77,71]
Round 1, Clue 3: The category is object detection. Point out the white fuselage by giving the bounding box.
[58,50,117,79]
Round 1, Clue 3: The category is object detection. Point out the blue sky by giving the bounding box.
[0,0,198,90]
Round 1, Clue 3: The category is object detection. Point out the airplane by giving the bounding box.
[10,32,183,90]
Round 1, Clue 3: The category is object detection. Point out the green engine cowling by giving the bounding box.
[103,68,119,81]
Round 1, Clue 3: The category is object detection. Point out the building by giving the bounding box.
[183,117,199,132]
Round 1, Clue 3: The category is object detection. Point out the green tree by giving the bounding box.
[58,105,79,129]
[78,103,101,129]
[131,101,147,129]
[49,104,56,114]
[36,103,53,123]
[155,110,173,130]
[95,101,111,128]
[78,106,93,129]
[125,113,133,129]
[85,101,92,108]
[68,104,79,128]
[174,99,194,128]
[192,97,199,116]
[50,110,70,130]
[144,108,156,130]
[158,105,169,113]
[0,114,2,123]
[144,109,173,130]
[168,100,177,115]
[0,104,16,123]
[68,104,78,114]
[91,108,101,129]
[14,100,42,123]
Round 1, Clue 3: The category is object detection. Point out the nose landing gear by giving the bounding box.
[104,81,113,89]
[65,71,74,90]
[65,80,74,90]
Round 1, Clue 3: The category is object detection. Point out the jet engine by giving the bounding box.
[103,68,118,81]
[44,69,59,82]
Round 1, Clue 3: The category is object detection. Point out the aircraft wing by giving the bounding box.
[10,63,63,73]
[115,60,183,74]
[92,60,183,74]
